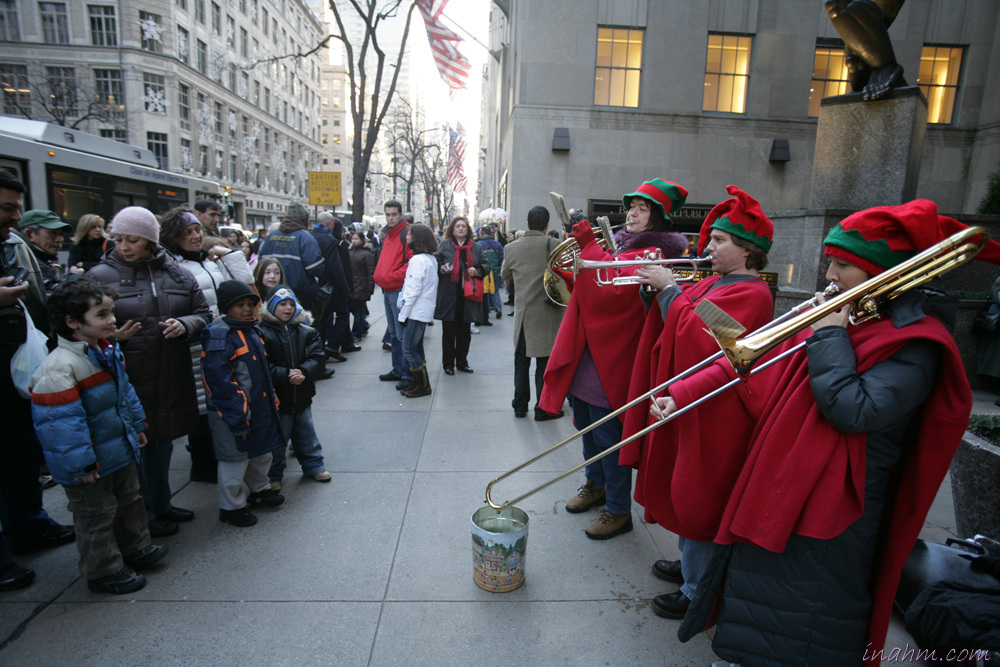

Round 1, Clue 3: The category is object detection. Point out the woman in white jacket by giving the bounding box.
[158,207,256,482]
[397,224,439,398]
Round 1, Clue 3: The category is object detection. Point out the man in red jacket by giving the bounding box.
[373,200,412,390]
[622,186,775,620]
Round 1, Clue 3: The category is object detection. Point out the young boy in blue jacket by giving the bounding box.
[30,276,168,594]
[201,281,285,527]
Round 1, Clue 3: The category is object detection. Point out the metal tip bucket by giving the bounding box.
[471,505,528,593]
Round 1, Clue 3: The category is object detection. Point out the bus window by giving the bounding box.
[51,187,102,226]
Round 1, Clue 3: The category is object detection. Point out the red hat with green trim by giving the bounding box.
[622,178,689,227]
[824,199,1000,275]
[697,185,774,255]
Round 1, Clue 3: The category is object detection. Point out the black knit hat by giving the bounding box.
[217,280,259,314]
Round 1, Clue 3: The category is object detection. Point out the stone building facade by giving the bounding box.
[0,0,325,230]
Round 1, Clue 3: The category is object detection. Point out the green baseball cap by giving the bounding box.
[18,210,72,232]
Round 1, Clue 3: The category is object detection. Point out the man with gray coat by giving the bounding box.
[501,206,565,419]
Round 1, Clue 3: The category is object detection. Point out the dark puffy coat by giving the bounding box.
[68,236,114,271]
[311,226,350,307]
[708,292,948,667]
[349,243,376,301]
[86,248,212,443]
[259,307,324,414]
[434,239,490,323]
[200,317,284,461]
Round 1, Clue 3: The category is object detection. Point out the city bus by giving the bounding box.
[0,118,220,226]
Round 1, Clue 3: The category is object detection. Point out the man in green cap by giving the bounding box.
[17,210,73,296]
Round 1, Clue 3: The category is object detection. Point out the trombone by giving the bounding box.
[573,256,704,286]
[485,226,990,511]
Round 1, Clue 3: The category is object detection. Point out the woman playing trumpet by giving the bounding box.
[652,200,1000,665]
[539,178,688,540]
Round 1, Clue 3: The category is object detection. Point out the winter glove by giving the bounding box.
[569,219,596,249]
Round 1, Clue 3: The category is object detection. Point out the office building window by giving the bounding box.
[229,154,237,180]
[703,34,752,113]
[212,3,221,34]
[147,132,168,169]
[214,101,223,135]
[93,68,124,118]
[240,27,247,57]
[227,15,235,49]
[139,11,163,53]
[199,144,208,175]
[195,0,205,24]
[0,1,19,41]
[88,5,116,46]
[45,66,77,115]
[176,0,187,10]
[0,64,30,114]
[809,44,849,117]
[178,82,190,129]
[143,73,166,114]
[99,128,127,142]
[262,8,268,35]
[215,149,223,178]
[40,3,70,44]
[180,138,192,171]
[177,26,189,63]
[917,45,963,125]
[197,40,207,74]
[593,27,642,108]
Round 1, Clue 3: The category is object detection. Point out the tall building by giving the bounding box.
[480,0,1000,231]
[0,0,325,230]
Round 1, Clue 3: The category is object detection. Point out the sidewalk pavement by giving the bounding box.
[0,296,984,665]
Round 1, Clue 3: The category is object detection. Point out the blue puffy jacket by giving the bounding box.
[30,336,146,485]
[259,220,325,304]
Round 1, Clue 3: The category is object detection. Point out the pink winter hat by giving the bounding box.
[109,206,159,244]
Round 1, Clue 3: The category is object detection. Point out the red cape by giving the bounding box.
[619,276,773,540]
[539,243,651,414]
[669,314,971,665]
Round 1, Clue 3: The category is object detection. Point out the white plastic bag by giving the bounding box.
[10,302,49,399]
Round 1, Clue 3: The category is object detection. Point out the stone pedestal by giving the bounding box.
[809,87,928,210]
[950,431,1000,538]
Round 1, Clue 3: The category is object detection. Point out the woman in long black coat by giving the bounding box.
[434,216,489,375]
[86,207,212,537]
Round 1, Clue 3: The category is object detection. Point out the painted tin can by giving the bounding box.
[471,505,528,593]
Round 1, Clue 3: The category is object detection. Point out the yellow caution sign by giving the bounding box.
[308,172,341,206]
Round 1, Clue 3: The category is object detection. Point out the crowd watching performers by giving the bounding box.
[434,216,490,376]
[621,186,775,620]
[539,179,689,540]
[651,200,1000,666]
[68,214,114,274]
[86,207,212,538]
[158,207,256,484]
[16,210,72,294]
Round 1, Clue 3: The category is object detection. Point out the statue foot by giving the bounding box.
[862,63,904,100]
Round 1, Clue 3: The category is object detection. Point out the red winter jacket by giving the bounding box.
[373,222,412,292]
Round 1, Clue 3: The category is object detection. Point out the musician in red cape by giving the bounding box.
[539,178,688,540]
[652,199,1000,666]
[619,185,775,620]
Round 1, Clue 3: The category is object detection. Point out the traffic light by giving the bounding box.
[365,177,371,192]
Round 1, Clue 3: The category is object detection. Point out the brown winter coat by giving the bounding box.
[86,248,212,442]
[501,230,564,357]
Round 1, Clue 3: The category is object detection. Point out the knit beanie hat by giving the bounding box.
[824,199,1000,276]
[109,206,159,244]
[622,178,689,227]
[697,185,774,255]
[217,280,259,314]
[265,284,302,321]
[286,201,309,222]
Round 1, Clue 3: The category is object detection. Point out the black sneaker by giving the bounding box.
[247,489,285,507]
[0,560,36,591]
[87,566,146,594]
[123,544,169,569]
[379,371,402,381]
[219,507,258,527]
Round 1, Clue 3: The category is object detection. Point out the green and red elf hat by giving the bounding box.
[697,185,774,255]
[622,178,689,227]
[824,199,1000,275]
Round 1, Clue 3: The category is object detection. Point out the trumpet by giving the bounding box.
[485,225,990,511]
[573,256,705,286]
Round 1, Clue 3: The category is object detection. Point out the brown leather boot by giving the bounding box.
[401,364,431,398]
[565,481,606,514]
[584,510,633,540]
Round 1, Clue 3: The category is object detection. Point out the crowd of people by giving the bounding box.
[3,165,996,663]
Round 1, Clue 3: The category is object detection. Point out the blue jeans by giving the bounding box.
[401,319,427,369]
[348,298,369,338]
[270,408,326,482]
[382,289,410,379]
[487,288,502,313]
[678,536,712,599]
[572,397,632,515]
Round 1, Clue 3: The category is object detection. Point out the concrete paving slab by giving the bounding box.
[0,601,381,666]
[311,410,427,472]
[0,602,38,643]
[388,471,665,603]
[371,600,718,665]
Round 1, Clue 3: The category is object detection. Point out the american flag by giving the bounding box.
[448,123,468,193]
[417,0,470,93]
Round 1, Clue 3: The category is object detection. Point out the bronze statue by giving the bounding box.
[826,0,906,100]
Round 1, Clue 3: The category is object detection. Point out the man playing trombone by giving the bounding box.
[621,186,776,620]
[650,200,1000,665]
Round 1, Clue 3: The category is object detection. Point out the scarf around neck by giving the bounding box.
[450,239,473,283]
